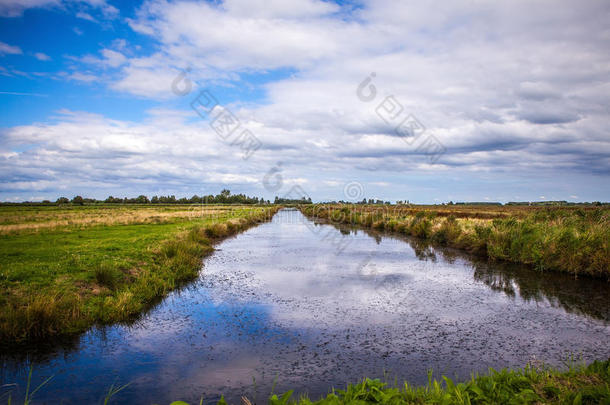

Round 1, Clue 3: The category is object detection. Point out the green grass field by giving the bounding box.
[0,204,279,344]
[300,204,610,278]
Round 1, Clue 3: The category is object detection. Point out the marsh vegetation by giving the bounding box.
[300,204,609,277]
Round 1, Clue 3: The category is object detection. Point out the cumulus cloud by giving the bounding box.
[0,108,293,198]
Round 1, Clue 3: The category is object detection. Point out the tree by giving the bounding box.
[135,195,150,204]
[56,197,69,204]
[71,196,84,205]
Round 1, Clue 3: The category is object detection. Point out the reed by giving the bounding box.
[300,204,610,278]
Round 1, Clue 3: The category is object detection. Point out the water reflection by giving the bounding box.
[471,262,610,322]
[320,219,610,323]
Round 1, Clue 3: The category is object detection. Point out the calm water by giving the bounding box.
[2,209,609,404]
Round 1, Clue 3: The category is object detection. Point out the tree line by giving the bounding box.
[53,190,269,205]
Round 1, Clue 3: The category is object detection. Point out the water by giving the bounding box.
[2,209,609,404]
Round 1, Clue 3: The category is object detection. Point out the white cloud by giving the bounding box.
[222,0,339,18]
[111,62,181,98]
[100,49,127,67]
[75,11,96,21]
[33,52,51,61]
[0,108,274,197]
[0,41,22,55]
[68,72,97,82]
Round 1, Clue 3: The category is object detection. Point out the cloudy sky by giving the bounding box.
[1,0,609,203]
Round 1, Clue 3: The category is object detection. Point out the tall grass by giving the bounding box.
[300,205,610,278]
[1,293,84,342]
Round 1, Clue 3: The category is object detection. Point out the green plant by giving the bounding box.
[94,264,122,290]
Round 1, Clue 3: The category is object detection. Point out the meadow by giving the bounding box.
[0,204,279,345]
[299,204,610,278]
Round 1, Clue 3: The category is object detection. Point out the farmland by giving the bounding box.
[0,204,279,344]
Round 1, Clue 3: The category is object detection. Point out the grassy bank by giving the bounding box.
[0,204,280,345]
[299,204,609,278]
[163,359,610,404]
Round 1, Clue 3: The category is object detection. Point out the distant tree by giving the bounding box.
[151,196,159,204]
[134,195,149,204]
[56,197,69,204]
[105,196,123,203]
[71,195,84,205]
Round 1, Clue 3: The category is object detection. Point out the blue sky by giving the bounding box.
[1,0,609,203]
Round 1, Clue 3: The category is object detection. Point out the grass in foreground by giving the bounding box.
[0,204,280,345]
[162,359,610,405]
[300,204,610,278]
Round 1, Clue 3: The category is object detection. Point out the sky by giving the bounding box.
[0,0,609,203]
